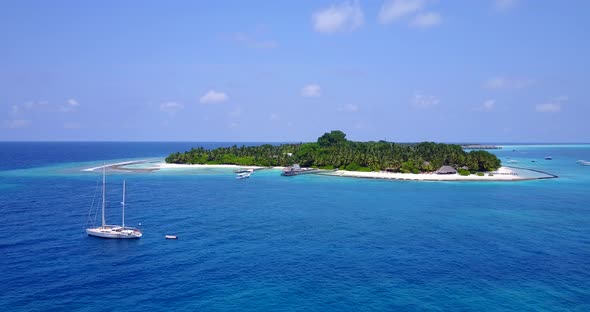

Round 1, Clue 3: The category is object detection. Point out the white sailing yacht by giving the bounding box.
[86,164,142,239]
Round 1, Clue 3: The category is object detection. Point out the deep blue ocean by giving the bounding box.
[0,142,588,311]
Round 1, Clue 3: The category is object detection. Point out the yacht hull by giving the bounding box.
[86,228,142,239]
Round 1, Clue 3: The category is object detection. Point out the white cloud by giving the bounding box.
[233,32,278,49]
[200,90,228,104]
[270,113,280,121]
[410,12,442,28]
[493,0,520,11]
[160,102,184,114]
[312,1,364,34]
[554,95,569,102]
[301,84,321,97]
[481,99,496,112]
[10,99,81,119]
[2,119,31,129]
[339,104,359,112]
[379,0,424,24]
[24,100,47,110]
[536,96,567,113]
[484,77,534,89]
[412,93,439,108]
[535,103,561,113]
[59,98,80,112]
[12,100,48,114]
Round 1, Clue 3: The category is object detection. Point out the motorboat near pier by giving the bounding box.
[236,168,254,179]
[281,164,321,176]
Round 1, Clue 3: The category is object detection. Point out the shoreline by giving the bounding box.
[158,163,271,170]
[318,167,555,182]
[84,161,556,182]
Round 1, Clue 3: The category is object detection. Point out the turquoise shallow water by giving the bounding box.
[0,143,589,311]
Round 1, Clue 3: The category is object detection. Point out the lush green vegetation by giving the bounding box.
[165,130,501,172]
[458,169,471,176]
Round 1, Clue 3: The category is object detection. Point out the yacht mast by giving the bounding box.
[122,180,126,228]
[102,163,106,227]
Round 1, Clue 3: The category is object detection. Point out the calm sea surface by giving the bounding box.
[0,142,588,311]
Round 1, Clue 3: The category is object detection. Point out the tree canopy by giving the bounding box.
[165,131,501,172]
[317,130,347,147]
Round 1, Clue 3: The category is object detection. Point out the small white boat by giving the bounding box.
[236,169,253,179]
[165,235,178,239]
[236,172,251,179]
[545,156,552,160]
[577,160,590,166]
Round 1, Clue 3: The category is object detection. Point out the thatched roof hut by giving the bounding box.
[436,165,457,174]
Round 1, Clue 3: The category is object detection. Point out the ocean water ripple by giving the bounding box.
[0,143,588,311]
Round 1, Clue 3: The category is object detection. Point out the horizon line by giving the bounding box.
[1,140,589,145]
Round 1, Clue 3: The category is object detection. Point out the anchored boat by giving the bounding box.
[236,169,254,179]
[86,164,142,239]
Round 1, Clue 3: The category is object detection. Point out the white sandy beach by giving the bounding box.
[321,167,534,181]
[158,163,546,181]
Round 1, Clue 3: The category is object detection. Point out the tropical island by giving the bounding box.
[165,130,501,175]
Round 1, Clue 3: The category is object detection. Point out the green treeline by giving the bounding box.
[165,130,501,173]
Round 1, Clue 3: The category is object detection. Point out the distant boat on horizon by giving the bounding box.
[86,164,142,239]
[545,156,553,160]
[576,160,590,166]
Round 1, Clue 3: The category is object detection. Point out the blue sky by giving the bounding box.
[1,0,588,142]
